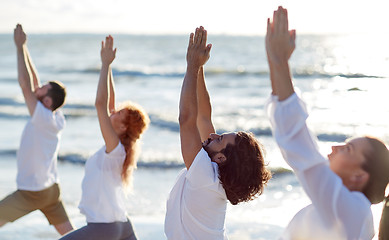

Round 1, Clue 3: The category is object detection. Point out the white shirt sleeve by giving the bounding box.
[186,148,220,189]
[31,101,66,132]
[100,143,126,172]
[267,93,373,238]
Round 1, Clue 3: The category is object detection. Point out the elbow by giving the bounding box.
[178,111,196,127]
[94,98,106,109]
[178,112,189,125]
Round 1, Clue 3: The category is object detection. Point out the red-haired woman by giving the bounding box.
[60,35,149,240]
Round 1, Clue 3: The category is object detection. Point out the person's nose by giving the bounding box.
[209,133,220,140]
[331,145,341,153]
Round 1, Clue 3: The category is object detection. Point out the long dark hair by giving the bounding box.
[361,137,389,239]
[218,131,272,205]
[379,195,389,240]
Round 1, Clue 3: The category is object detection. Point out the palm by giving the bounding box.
[14,24,27,47]
[186,27,212,68]
[101,35,116,65]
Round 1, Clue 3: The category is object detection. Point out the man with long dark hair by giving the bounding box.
[164,26,271,239]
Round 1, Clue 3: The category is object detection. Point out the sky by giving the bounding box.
[0,0,389,35]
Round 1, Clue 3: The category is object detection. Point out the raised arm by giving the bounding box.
[265,6,296,101]
[14,24,38,116]
[26,47,41,90]
[95,35,119,153]
[108,67,116,114]
[179,26,212,169]
[196,66,215,142]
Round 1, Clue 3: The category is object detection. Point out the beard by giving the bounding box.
[202,138,219,160]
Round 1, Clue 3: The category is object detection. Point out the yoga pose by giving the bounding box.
[266,6,389,239]
[0,24,73,235]
[164,26,271,240]
[60,35,149,240]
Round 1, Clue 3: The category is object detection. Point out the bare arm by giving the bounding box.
[14,24,38,116]
[95,35,119,153]
[179,27,212,169]
[26,48,40,90]
[108,68,115,114]
[265,6,296,101]
[196,66,215,142]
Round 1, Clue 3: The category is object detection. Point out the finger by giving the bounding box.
[188,32,194,47]
[284,8,289,32]
[199,26,205,46]
[197,27,203,45]
[106,35,111,49]
[105,36,109,48]
[205,43,212,55]
[202,28,207,47]
[266,18,272,36]
[275,8,282,33]
[273,10,278,33]
[113,48,117,56]
[194,27,199,45]
[290,29,296,42]
[109,35,114,50]
[101,41,104,49]
[279,8,287,32]
[108,38,112,50]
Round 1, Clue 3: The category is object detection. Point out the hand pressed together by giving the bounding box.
[266,6,296,64]
[186,26,212,69]
[101,35,117,66]
[14,24,27,49]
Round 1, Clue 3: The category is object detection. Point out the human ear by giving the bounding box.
[212,152,226,164]
[350,171,370,191]
[42,96,53,110]
[119,123,128,134]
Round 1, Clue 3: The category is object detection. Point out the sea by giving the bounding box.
[0,33,388,239]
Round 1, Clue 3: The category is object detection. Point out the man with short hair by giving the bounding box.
[0,24,74,235]
[164,26,272,239]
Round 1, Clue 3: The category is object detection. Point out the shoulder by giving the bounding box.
[186,148,220,188]
[104,142,126,165]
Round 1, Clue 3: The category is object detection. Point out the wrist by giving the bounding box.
[269,56,289,68]
[16,44,24,51]
[186,63,201,73]
[101,62,111,68]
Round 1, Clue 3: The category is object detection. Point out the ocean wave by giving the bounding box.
[59,153,293,174]
[79,68,185,78]
[0,97,24,107]
[56,67,385,80]
[148,114,179,132]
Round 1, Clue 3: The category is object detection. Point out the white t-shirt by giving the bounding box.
[17,101,65,191]
[165,148,228,240]
[78,143,128,223]
[267,93,374,240]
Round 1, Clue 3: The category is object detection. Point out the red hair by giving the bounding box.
[117,101,149,189]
